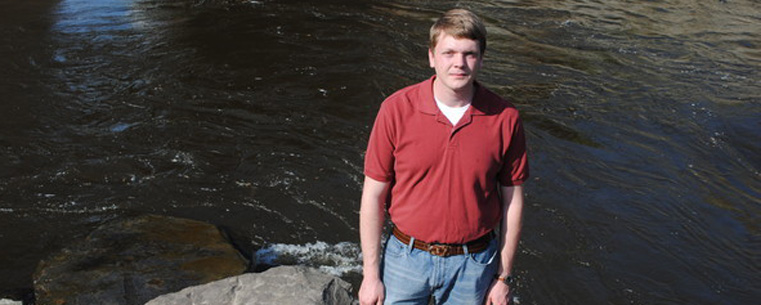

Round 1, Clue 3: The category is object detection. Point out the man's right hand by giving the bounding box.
[358,276,385,305]
[359,176,389,305]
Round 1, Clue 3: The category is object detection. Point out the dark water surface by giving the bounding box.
[1,0,759,303]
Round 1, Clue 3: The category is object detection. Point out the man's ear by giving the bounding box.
[428,48,435,68]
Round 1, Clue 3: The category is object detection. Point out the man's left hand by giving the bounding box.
[484,280,511,305]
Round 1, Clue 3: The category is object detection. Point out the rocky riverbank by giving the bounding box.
[145,265,354,305]
[20,214,354,305]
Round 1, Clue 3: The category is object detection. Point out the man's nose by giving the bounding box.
[454,54,466,67]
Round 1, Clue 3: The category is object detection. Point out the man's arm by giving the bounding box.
[485,185,525,305]
[358,176,390,305]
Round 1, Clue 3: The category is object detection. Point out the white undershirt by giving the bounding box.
[435,97,471,126]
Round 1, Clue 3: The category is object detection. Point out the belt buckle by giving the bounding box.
[428,244,450,256]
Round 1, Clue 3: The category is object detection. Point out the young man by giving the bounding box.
[359,9,529,305]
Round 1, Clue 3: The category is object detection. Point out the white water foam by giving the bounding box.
[254,241,362,276]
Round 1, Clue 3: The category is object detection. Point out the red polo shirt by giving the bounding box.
[364,76,529,244]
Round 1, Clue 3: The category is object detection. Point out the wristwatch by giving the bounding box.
[494,274,514,286]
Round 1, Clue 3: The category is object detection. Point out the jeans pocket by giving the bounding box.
[383,235,409,258]
[467,238,498,266]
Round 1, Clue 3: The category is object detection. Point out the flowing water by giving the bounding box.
[1,0,759,303]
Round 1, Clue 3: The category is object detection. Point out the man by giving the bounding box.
[359,8,529,305]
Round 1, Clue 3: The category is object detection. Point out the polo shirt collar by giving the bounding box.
[415,76,492,116]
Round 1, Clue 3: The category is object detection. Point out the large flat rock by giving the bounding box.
[33,214,248,305]
[145,265,355,305]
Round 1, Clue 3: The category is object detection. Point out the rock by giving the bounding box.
[0,299,22,305]
[145,265,355,305]
[33,214,248,305]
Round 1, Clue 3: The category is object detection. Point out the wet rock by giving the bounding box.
[33,214,248,305]
[145,265,355,305]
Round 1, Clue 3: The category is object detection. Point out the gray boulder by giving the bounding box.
[145,265,355,305]
[0,299,22,305]
[33,214,248,305]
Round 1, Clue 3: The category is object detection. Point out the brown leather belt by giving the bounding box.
[392,226,493,257]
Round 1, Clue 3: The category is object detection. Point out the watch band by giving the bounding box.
[495,274,514,286]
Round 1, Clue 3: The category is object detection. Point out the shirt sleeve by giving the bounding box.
[499,114,530,186]
[364,101,396,182]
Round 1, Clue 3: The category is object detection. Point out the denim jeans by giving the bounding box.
[381,234,499,305]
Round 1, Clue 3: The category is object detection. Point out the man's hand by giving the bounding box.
[484,280,511,305]
[487,185,523,305]
[359,176,389,305]
[358,276,385,305]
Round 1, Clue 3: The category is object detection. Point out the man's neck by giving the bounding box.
[432,79,475,108]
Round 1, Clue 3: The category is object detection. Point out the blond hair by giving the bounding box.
[429,9,487,54]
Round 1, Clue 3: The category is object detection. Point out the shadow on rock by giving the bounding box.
[33,214,248,305]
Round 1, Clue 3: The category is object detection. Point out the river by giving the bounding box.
[0,0,758,303]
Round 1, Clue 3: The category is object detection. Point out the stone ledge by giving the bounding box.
[145,265,356,305]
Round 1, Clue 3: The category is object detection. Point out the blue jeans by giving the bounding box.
[381,234,499,305]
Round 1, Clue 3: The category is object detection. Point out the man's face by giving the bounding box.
[428,33,483,94]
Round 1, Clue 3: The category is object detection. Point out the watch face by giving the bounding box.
[496,275,514,285]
